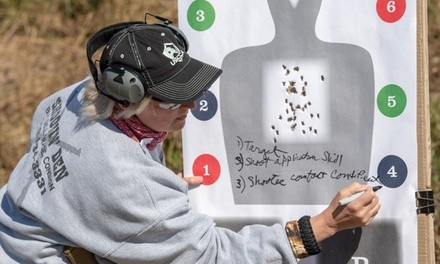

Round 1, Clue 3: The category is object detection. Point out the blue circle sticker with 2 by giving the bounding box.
[377,155,407,188]
[191,90,217,121]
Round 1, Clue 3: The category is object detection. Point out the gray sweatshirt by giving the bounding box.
[0,78,297,263]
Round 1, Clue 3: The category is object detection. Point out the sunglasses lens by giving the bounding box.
[158,102,181,110]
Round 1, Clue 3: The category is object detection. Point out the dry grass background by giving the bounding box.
[0,0,439,262]
[0,0,178,186]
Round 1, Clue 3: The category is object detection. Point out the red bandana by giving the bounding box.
[109,112,167,151]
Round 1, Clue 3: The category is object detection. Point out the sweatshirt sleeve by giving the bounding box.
[107,201,297,264]
[68,151,298,264]
[106,187,296,264]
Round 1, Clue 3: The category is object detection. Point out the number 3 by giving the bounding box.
[196,10,205,22]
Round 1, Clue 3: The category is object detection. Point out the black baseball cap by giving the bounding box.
[99,23,222,104]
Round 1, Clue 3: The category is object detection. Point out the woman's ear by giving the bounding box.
[117,102,130,109]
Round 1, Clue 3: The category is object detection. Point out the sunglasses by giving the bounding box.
[152,98,182,110]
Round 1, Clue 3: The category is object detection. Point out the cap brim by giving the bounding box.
[147,58,222,104]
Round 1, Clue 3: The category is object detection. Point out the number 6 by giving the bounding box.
[387,1,396,13]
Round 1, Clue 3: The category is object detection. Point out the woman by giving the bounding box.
[0,19,380,263]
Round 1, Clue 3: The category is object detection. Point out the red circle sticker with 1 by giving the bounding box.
[192,154,221,185]
[376,0,406,23]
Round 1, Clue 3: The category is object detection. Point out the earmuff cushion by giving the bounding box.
[101,65,146,103]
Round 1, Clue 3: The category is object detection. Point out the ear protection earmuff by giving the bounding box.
[86,14,189,104]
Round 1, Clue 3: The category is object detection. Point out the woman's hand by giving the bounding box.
[310,183,381,242]
[177,172,204,187]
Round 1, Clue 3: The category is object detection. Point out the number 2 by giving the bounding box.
[199,100,209,112]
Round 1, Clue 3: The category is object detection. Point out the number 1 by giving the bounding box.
[203,164,210,176]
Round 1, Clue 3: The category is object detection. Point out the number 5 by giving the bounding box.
[387,95,396,108]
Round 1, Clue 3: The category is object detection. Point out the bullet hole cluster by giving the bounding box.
[270,64,325,143]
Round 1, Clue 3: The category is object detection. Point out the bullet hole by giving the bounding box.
[287,85,297,94]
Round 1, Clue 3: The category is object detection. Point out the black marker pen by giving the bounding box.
[338,185,382,206]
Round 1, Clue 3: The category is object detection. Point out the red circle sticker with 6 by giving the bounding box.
[376,0,406,23]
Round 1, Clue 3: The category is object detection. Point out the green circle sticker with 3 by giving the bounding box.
[187,0,216,31]
[377,84,407,117]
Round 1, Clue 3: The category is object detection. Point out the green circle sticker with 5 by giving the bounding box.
[377,84,406,117]
[187,0,216,31]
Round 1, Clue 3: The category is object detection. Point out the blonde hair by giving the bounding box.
[81,80,151,121]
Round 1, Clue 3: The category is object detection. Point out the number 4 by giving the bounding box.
[387,166,397,178]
